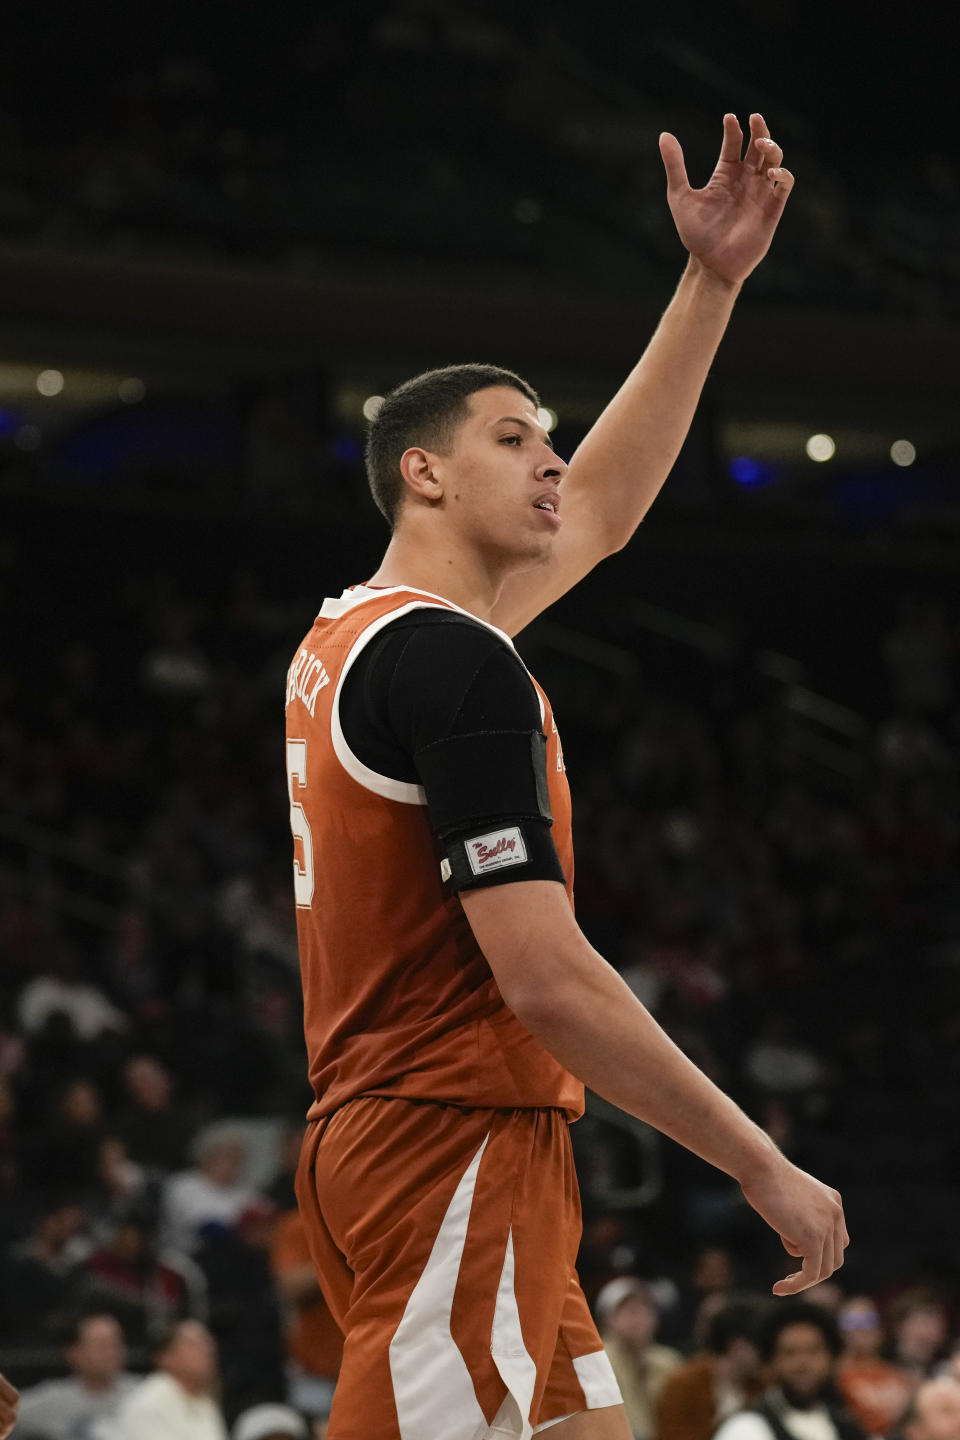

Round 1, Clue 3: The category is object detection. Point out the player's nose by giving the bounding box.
[536,450,567,484]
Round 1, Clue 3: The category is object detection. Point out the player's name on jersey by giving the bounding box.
[286,648,330,716]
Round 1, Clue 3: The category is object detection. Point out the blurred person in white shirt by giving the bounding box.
[114,1320,227,1440]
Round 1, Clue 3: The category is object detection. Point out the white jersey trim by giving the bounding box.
[326,588,543,802]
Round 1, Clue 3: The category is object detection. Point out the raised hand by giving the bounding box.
[658,113,795,287]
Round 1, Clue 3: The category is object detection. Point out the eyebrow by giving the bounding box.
[493,415,555,451]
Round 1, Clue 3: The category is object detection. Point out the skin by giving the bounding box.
[769,1324,834,1403]
[158,1321,219,1397]
[606,1293,659,1355]
[906,1378,960,1440]
[372,113,794,644]
[839,1297,885,1363]
[68,1315,126,1393]
[0,1373,17,1440]
[367,113,842,1440]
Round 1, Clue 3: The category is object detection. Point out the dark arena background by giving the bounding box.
[1,4,959,1438]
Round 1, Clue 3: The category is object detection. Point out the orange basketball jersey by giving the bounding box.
[284,584,583,1122]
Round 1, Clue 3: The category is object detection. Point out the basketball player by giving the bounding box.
[288,115,849,1440]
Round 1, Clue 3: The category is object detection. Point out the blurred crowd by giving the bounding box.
[0,507,958,1437]
[1,2,958,316]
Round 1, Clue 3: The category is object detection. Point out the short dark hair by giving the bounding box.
[707,1297,770,1355]
[760,1302,843,1362]
[364,363,540,528]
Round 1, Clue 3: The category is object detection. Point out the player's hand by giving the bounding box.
[0,1371,19,1439]
[739,1152,849,1296]
[658,113,795,287]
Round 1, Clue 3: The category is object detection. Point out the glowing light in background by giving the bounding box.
[805,433,835,462]
[36,369,64,397]
[729,456,767,485]
[362,395,384,422]
[890,439,916,467]
[537,406,557,433]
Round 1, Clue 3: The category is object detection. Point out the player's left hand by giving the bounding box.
[659,113,794,287]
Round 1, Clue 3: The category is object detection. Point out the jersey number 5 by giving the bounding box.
[286,738,314,908]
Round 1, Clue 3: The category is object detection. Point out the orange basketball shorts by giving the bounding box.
[295,1097,621,1439]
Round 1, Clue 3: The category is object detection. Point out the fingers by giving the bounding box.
[773,1243,825,1297]
[658,131,690,194]
[744,111,769,168]
[766,165,796,205]
[773,1198,849,1297]
[718,111,744,165]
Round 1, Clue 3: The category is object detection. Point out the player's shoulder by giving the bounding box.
[367,605,520,674]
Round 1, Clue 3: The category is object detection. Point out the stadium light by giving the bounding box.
[36,369,64,397]
[805,433,835,462]
[890,439,916,467]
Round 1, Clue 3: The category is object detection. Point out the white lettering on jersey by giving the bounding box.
[465,826,528,877]
[285,648,330,717]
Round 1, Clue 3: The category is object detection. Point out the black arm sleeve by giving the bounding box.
[338,609,566,891]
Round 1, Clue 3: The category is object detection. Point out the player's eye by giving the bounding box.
[499,435,522,446]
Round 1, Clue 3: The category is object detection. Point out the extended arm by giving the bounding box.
[491,114,793,637]
[461,879,847,1294]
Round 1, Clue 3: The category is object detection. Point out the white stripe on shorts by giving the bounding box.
[573,1349,623,1408]
[388,1136,490,1440]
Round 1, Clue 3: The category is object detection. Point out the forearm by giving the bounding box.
[468,878,846,1291]
[564,258,740,550]
[515,921,775,1184]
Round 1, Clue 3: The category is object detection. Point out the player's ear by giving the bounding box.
[399,446,444,504]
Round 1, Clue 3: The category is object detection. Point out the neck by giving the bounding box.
[81,1376,113,1396]
[366,523,533,624]
[170,1374,207,1398]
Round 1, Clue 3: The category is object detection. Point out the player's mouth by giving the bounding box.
[532,493,562,527]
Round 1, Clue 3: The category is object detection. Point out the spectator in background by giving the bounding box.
[713,1303,865,1440]
[160,1131,259,1255]
[0,1077,20,1198]
[671,1244,738,1350]
[269,1207,342,1424]
[14,1313,137,1440]
[115,1056,192,1173]
[0,1196,90,1344]
[16,943,128,1044]
[0,1374,18,1440]
[114,1320,227,1440]
[87,1137,148,1242]
[595,1276,680,1440]
[903,1377,960,1440]
[890,1292,951,1382]
[657,1298,767,1440]
[84,1208,201,1347]
[22,1078,107,1193]
[231,1403,309,1440]
[836,1295,914,1437]
[198,1200,287,1420]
